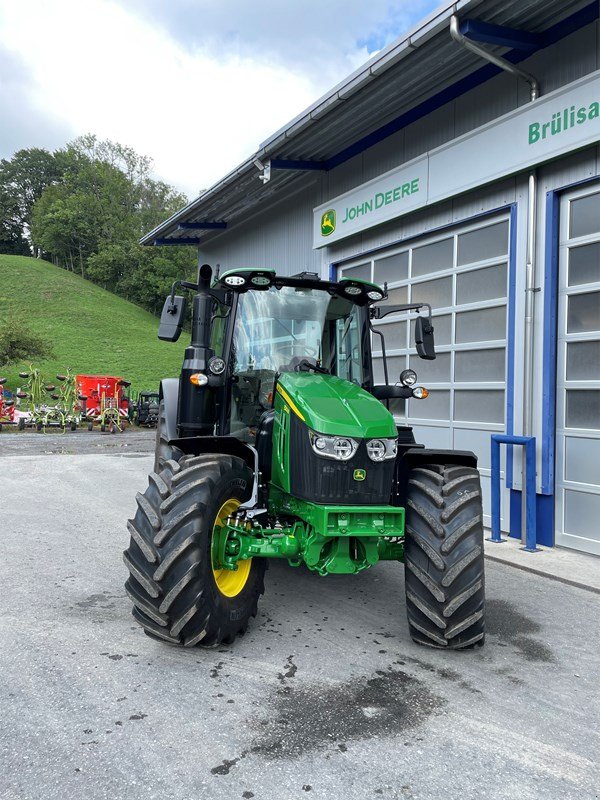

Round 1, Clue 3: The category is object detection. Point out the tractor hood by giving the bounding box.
[277,373,397,439]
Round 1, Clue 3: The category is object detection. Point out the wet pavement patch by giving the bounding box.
[486,599,556,663]
[277,655,298,683]
[252,667,444,758]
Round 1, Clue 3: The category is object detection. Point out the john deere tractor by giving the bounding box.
[124,265,485,650]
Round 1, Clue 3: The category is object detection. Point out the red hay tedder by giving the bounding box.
[76,375,131,433]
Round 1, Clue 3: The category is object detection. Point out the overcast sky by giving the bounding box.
[0,0,439,199]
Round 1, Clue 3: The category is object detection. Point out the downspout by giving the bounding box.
[450,16,540,539]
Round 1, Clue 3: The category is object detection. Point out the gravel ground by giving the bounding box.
[0,427,155,456]
[1,451,599,800]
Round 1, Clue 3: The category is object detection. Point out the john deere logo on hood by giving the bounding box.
[321,209,336,237]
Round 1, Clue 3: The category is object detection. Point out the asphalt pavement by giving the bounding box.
[1,438,599,800]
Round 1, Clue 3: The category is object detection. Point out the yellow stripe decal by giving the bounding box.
[276,384,305,422]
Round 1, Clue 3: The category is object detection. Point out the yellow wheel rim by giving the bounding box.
[212,498,252,597]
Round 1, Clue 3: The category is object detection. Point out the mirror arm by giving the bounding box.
[369,322,389,386]
[371,302,432,321]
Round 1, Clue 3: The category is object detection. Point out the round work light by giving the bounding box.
[224,275,246,287]
[400,369,417,387]
[344,284,362,296]
[251,275,271,286]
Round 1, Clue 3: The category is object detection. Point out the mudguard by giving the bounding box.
[158,378,179,443]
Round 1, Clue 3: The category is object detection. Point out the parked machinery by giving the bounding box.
[77,375,131,433]
[14,368,81,431]
[0,378,16,431]
[134,391,160,428]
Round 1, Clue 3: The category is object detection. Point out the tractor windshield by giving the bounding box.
[229,286,365,438]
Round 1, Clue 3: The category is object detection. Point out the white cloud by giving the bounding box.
[0,0,437,198]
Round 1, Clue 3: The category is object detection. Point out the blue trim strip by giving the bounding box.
[153,238,201,246]
[178,221,227,230]
[541,192,560,495]
[460,19,541,50]
[506,204,518,488]
[281,2,599,173]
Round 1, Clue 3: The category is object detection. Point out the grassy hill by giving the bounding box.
[0,255,182,393]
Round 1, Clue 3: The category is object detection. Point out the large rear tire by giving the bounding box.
[124,453,266,647]
[404,463,485,649]
[154,400,183,473]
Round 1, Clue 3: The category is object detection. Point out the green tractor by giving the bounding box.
[124,265,485,650]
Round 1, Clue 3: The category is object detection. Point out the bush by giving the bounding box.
[0,319,54,365]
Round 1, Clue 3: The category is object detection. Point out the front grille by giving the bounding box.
[289,415,394,505]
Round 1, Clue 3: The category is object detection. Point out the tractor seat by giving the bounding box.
[256,409,275,484]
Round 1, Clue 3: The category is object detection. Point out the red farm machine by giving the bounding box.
[77,375,131,433]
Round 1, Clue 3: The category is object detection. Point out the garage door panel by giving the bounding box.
[453,428,498,470]
[566,340,600,379]
[408,390,450,420]
[564,490,600,541]
[565,437,600,485]
[556,187,600,555]
[410,425,452,450]
[408,352,451,382]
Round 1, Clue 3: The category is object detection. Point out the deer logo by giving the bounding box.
[321,209,336,236]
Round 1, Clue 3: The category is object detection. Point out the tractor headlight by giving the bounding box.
[309,431,358,461]
[366,438,398,461]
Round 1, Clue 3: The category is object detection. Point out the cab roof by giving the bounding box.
[214,268,385,305]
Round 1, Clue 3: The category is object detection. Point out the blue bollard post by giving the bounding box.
[488,434,504,543]
[522,436,541,552]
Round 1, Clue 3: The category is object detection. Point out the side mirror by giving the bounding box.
[415,316,436,360]
[158,295,186,342]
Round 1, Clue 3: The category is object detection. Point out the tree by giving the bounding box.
[0,148,63,253]
[0,188,30,255]
[0,318,54,366]
[23,133,196,314]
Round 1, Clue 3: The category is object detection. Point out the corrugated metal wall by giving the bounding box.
[200,20,599,277]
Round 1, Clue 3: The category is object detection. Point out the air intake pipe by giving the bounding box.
[177,262,217,437]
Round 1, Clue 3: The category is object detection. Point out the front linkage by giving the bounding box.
[214,490,405,576]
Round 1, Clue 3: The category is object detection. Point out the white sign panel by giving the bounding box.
[429,69,600,202]
[313,69,600,248]
[313,157,428,247]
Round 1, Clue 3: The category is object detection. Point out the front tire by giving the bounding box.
[404,464,485,649]
[123,453,266,647]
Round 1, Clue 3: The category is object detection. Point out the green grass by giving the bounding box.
[0,254,183,393]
